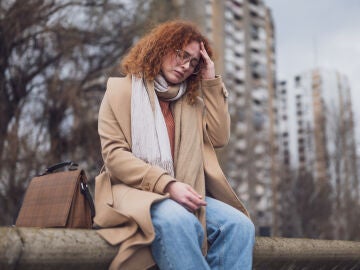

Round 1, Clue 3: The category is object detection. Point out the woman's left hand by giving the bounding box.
[200,42,215,80]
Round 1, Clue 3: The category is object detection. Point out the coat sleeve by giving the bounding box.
[201,76,231,148]
[98,78,175,194]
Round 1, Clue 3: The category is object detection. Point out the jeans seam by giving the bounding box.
[206,219,222,230]
[218,224,225,270]
[153,225,174,270]
[207,219,226,269]
[205,196,254,270]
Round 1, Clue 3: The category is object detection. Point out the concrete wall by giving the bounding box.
[1,227,360,270]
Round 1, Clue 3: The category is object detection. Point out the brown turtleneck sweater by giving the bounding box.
[159,100,175,160]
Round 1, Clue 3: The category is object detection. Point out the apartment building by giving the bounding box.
[290,69,358,200]
[175,0,278,235]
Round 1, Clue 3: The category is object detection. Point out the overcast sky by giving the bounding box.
[265,0,360,146]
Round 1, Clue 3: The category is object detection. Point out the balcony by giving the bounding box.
[234,44,245,54]
[254,144,265,155]
[234,31,244,42]
[232,0,244,5]
[235,140,246,152]
[234,70,246,80]
[232,5,244,17]
[235,122,247,133]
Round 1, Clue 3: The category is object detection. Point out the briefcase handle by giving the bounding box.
[40,161,78,175]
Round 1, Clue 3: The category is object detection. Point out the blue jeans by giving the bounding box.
[150,197,255,270]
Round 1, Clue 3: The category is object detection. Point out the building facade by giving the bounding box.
[175,0,278,235]
[290,68,359,205]
[173,0,358,238]
[222,0,278,236]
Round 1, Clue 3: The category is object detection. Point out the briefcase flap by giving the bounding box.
[16,169,83,227]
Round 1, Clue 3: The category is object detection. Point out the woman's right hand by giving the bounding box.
[165,182,207,212]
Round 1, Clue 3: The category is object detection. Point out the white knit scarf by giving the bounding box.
[131,75,186,177]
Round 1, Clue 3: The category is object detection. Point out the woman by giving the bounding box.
[94,20,255,270]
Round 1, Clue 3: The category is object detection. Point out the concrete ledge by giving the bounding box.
[1,227,117,270]
[253,237,360,270]
[1,227,360,270]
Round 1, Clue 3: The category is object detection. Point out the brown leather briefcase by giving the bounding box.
[16,161,95,228]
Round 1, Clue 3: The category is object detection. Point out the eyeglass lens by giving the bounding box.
[176,50,200,74]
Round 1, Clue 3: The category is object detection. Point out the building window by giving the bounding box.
[284,158,290,165]
[253,111,264,130]
[252,71,260,79]
[235,78,244,85]
[234,13,242,21]
[250,24,259,40]
[253,99,261,105]
[232,0,243,7]
[250,10,258,18]
[249,0,259,5]
[238,110,246,121]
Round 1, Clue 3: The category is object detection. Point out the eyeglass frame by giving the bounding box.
[175,49,201,75]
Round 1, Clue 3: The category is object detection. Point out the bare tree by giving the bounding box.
[327,102,360,240]
[277,168,333,239]
[277,99,360,240]
[277,166,299,237]
[0,0,153,225]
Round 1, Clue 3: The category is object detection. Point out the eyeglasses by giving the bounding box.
[175,49,201,74]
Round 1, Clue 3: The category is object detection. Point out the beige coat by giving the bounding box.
[94,75,249,270]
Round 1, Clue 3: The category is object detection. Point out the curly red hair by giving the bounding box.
[121,20,213,104]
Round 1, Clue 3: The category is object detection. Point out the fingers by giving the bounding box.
[182,199,200,212]
[182,186,207,212]
[167,182,207,212]
[199,42,210,61]
[188,190,207,206]
[187,185,203,199]
[199,41,215,79]
[179,194,206,212]
[182,199,205,212]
